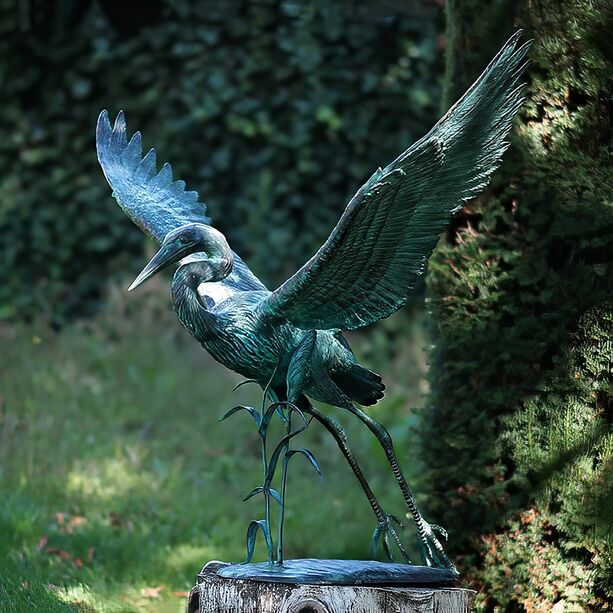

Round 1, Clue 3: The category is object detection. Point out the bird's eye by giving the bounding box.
[178,235,191,246]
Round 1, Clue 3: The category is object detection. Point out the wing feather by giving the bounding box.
[97,110,210,242]
[260,32,530,330]
[97,111,266,292]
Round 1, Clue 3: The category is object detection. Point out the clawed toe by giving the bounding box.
[431,523,448,540]
[371,514,412,563]
[416,519,458,575]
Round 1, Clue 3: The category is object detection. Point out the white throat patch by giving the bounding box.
[197,281,233,305]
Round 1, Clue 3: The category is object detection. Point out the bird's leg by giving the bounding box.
[295,396,410,563]
[337,401,456,573]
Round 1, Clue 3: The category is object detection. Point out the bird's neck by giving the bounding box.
[171,266,218,340]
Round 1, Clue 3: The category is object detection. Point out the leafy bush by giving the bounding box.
[0,0,442,323]
[421,0,613,609]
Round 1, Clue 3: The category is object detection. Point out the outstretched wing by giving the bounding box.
[97,110,209,242]
[260,32,530,330]
[97,111,266,291]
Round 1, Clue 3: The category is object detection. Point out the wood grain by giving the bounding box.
[187,562,475,613]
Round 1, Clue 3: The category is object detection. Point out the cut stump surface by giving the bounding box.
[187,561,476,613]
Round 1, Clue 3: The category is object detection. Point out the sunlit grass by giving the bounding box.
[0,282,430,611]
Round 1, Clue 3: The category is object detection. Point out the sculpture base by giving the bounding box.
[188,561,475,613]
[217,558,458,586]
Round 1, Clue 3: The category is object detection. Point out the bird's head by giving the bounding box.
[128,223,233,291]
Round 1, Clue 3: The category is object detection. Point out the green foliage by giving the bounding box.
[422,0,612,610]
[0,0,442,324]
[480,510,601,611]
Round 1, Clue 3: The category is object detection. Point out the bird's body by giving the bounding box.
[172,261,383,406]
[96,32,530,570]
[173,271,291,385]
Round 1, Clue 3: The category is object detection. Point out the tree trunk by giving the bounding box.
[187,563,476,613]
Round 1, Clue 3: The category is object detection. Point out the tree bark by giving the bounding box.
[187,562,476,613]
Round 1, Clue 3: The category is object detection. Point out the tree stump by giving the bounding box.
[187,562,476,613]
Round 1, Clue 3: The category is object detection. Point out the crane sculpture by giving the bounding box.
[97,32,529,580]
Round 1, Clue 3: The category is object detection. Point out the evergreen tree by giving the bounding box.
[422,1,612,609]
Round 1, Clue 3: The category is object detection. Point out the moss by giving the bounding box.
[422,0,612,609]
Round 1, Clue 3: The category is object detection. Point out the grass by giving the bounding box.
[0,281,430,612]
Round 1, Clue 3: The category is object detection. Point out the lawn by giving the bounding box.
[0,281,430,612]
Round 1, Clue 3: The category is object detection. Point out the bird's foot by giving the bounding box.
[371,514,412,563]
[415,517,458,575]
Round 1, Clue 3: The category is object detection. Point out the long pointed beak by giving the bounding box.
[128,245,174,291]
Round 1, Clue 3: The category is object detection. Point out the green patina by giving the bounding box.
[96,33,529,576]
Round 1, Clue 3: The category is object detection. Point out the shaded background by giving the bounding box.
[1,0,611,611]
[0,0,441,322]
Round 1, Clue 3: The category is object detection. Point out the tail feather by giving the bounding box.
[331,364,385,406]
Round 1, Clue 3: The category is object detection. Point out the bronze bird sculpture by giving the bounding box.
[97,32,529,571]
